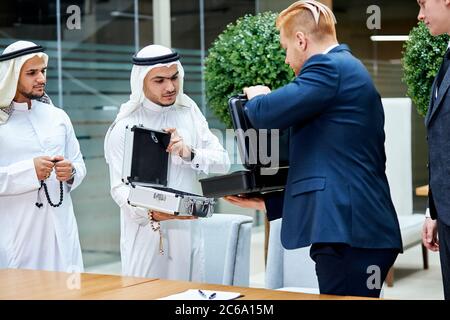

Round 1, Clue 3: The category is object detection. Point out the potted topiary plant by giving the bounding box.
[205,12,294,128]
[402,22,449,117]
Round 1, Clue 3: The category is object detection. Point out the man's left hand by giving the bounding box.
[165,128,191,159]
[150,211,198,221]
[422,217,439,252]
[243,85,271,100]
[53,155,74,182]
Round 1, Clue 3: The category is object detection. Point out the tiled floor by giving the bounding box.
[383,244,443,299]
[86,229,445,300]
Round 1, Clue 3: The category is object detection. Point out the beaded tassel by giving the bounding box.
[35,180,64,208]
[150,220,164,255]
[159,229,164,255]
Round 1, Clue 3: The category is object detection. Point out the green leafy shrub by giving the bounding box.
[205,12,294,127]
[402,22,449,117]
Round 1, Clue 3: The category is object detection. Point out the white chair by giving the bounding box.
[382,98,428,286]
[198,213,253,286]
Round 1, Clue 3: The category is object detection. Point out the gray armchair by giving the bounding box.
[198,213,253,286]
[382,98,428,286]
[265,218,319,292]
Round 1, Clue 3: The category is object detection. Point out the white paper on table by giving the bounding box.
[158,289,241,300]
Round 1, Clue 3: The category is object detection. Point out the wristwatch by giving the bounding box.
[190,147,196,161]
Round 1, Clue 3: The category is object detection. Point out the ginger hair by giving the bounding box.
[276,1,337,41]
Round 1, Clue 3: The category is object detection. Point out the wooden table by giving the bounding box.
[90,279,370,300]
[0,269,373,300]
[0,269,155,299]
[415,185,429,197]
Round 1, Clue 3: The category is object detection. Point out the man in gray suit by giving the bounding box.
[418,0,450,300]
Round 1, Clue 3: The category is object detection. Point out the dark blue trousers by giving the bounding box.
[310,243,399,298]
[437,218,450,300]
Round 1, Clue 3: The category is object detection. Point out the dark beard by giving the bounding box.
[160,102,175,107]
[20,90,45,101]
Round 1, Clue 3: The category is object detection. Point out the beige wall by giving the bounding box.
[319,0,333,8]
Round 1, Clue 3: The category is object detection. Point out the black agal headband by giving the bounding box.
[132,52,180,66]
[0,45,45,62]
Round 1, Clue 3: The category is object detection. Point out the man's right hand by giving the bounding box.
[422,217,439,252]
[33,156,55,181]
[224,195,266,212]
[149,210,198,222]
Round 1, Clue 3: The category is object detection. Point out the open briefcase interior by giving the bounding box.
[122,125,214,217]
[199,95,289,198]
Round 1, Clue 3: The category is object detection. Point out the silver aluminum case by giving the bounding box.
[128,185,214,217]
[122,125,214,217]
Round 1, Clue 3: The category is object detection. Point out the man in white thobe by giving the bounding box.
[104,44,230,280]
[0,41,86,272]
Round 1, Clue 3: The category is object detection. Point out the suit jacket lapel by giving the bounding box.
[426,68,450,127]
[425,77,438,126]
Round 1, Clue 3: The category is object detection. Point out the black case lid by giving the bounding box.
[128,126,171,186]
[228,95,289,170]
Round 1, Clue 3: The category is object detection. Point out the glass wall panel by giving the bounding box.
[138,0,153,48]
[58,0,137,266]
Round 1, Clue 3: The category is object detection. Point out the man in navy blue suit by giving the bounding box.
[240,0,402,298]
[417,0,450,300]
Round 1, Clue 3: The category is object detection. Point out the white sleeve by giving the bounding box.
[105,123,150,226]
[178,105,231,175]
[0,159,41,195]
[62,112,86,191]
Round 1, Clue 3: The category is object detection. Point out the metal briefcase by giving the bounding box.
[122,125,214,217]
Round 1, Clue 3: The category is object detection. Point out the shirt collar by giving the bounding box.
[323,44,340,54]
[12,100,31,111]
